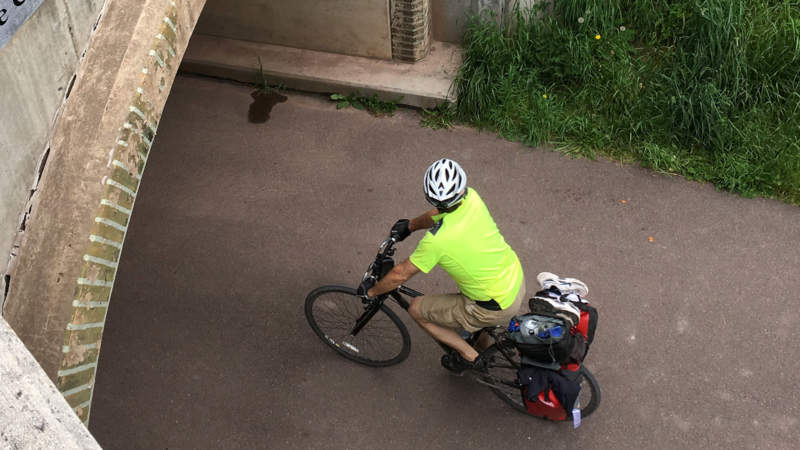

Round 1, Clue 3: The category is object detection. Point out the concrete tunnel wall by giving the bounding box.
[195,0,393,60]
[2,0,206,425]
[1,0,107,308]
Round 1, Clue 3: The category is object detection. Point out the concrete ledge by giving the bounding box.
[1,316,100,449]
[180,34,462,108]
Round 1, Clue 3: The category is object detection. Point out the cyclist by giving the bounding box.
[359,158,526,373]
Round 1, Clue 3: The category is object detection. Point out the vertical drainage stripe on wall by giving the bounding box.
[55,0,187,426]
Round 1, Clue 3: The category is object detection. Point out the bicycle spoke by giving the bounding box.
[306,287,410,365]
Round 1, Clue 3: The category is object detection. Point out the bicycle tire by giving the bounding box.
[482,344,601,419]
[305,285,411,367]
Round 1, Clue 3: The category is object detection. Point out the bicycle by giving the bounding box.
[304,233,601,420]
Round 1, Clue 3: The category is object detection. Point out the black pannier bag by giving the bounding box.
[508,289,598,366]
[508,313,581,366]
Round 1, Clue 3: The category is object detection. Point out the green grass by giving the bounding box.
[330,92,401,116]
[452,0,800,204]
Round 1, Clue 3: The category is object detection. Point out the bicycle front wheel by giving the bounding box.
[305,285,411,367]
[482,344,601,419]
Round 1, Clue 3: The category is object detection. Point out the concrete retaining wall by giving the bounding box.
[0,0,106,309]
[3,0,206,425]
[195,0,392,59]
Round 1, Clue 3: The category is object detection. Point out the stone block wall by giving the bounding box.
[391,0,431,62]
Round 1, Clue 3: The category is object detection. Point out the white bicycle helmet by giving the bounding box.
[423,158,467,209]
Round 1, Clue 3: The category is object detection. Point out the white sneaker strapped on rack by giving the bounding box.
[536,272,589,297]
[528,292,581,327]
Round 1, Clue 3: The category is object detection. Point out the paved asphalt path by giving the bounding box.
[89,75,800,449]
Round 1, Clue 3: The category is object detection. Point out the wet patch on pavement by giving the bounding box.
[248,90,287,123]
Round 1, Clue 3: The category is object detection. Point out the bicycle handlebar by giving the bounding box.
[378,235,398,256]
[362,234,400,284]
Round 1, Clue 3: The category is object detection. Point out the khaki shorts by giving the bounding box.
[417,279,526,332]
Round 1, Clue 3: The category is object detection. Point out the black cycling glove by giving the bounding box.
[391,219,411,241]
[357,277,377,298]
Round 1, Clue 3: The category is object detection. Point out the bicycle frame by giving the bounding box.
[350,283,455,350]
[347,289,414,336]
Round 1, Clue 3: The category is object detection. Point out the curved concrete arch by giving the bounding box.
[4,0,205,425]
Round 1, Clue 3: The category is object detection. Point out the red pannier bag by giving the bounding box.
[520,303,597,420]
[522,384,570,420]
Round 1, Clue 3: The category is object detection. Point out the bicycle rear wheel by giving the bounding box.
[482,344,601,419]
[305,285,411,367]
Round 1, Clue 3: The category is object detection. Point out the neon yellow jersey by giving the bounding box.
[409,188,524,309]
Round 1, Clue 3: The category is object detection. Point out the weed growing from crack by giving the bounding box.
[420,103,457,130]
[330,92,401,116]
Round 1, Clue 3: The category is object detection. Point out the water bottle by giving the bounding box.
[536,327,550,339]
[522,318,538,337]
[537,325,562,339]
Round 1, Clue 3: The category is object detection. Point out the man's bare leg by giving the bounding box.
[475,332,493,352]
[408,297,479,361]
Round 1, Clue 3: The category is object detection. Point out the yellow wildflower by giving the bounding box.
[543,94,548,99]
[595,34,601,40]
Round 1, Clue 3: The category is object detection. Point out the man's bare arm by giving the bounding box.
[367,259,421,297]
[408,208,439,232]
[367,210,435,297]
